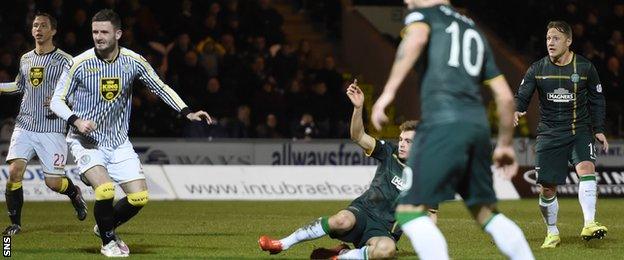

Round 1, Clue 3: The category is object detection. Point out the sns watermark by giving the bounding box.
[2,236,10,257]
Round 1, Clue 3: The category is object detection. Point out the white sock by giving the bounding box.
[484,214,535,260]
[402,216,449,260]
[279,217,327,250]
[578,174,597,226]
[538,195,559,235]
[337,246,367,259]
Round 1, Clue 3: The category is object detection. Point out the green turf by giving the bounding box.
[4,199,622,259]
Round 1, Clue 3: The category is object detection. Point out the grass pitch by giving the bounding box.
[5,199,622,259]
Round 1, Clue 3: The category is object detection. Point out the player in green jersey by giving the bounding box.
[258,80,435,259]
[514,21,608,248]
[371,0,534,259]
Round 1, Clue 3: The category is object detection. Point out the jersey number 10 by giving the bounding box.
[445,21,484,77]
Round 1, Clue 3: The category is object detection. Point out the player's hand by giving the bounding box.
[187,110,213,125]
[595,133,609,152]
[346,79,364,108]
[371,93,393,131]
[513,111,526,127]
[74,119,97,134]
[492,144,519,180]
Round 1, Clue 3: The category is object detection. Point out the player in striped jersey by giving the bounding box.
[0,13,88,236]
[51,9,212,257]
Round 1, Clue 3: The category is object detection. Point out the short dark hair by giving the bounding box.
[399,120,418,132]
[92,9,121,30]
[547,21,572,39]
[35,12,57,30]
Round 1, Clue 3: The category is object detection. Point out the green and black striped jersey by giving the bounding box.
[404,5,501,128]
[515,53,605,136]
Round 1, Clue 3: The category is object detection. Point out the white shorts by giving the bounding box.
[67,136,144,184]
[6,127,67,175]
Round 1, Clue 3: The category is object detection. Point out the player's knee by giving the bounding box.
[95,182,115,201]
[127,190,149,207]
[576,161,595,174]
[44,177,63,192]
[329,214,353,230]
[7,161,25,183]
[371,239,396,259]
[541,185,557,198]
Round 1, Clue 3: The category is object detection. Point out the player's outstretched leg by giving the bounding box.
[44,176,88,221]
[576,162,607,241]
[259,216,330,255]
[473,205,534,260]
[396,205,449,260]
[538,184,560,248]
[3,160,26,235]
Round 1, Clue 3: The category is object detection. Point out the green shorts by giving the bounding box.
[535,131,596,185]
[398,122,497,208]
[329,202,401,248]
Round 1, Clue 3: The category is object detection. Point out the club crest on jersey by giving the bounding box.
[570,73,580,83]
[100,77,121,101]
[29,67,44,87]
[547,88,575,103]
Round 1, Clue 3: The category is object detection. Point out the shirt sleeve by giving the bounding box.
[482,39,502,83]
[0,59,26,94]
[586,64,605,134]
[366,139,394,162]
[401,8,431,37]
[134,55,190,115]
[51,61,79,121]
[515,64,537,112]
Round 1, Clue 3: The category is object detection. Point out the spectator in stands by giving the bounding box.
[317,55,343,98]
[228,105,253,138]
[272,42,299,89]
[176,50,207,108]
[253,80,284,124]
[0,118,15,142]
[204,77,236,119]
[292,113,320,140]
[307,80,332,136]
[256,113,283,138]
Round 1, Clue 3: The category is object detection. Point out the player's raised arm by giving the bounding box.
[347,80,375,153]
[371,22,430,130]
[513,65,537,126]
[133,53,213,125]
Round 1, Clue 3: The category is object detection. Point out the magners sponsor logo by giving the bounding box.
[547,88,575,103]
[29,67,44,87]
[100,77,121,101]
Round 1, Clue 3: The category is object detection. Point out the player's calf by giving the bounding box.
[94,182,117,246]
[5,160,26,230]
[113,190,148,228]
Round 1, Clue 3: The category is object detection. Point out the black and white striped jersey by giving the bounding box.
[51,47,189,148]
[0,48,72,133]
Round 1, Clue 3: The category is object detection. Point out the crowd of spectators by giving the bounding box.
[0,0,352,140]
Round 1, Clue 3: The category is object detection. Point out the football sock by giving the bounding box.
[578,174,597,226]
[94,183,116,245]
[59,177,78,198]
[484,214,534,260]
[337,246,368,259]
[113,197,143,228]
[539,194,559,234]
[397,211,449,260]
[280,217,329,250]
[5,182,23,226]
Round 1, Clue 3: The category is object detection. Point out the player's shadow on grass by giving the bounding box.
[127,232,239,237]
